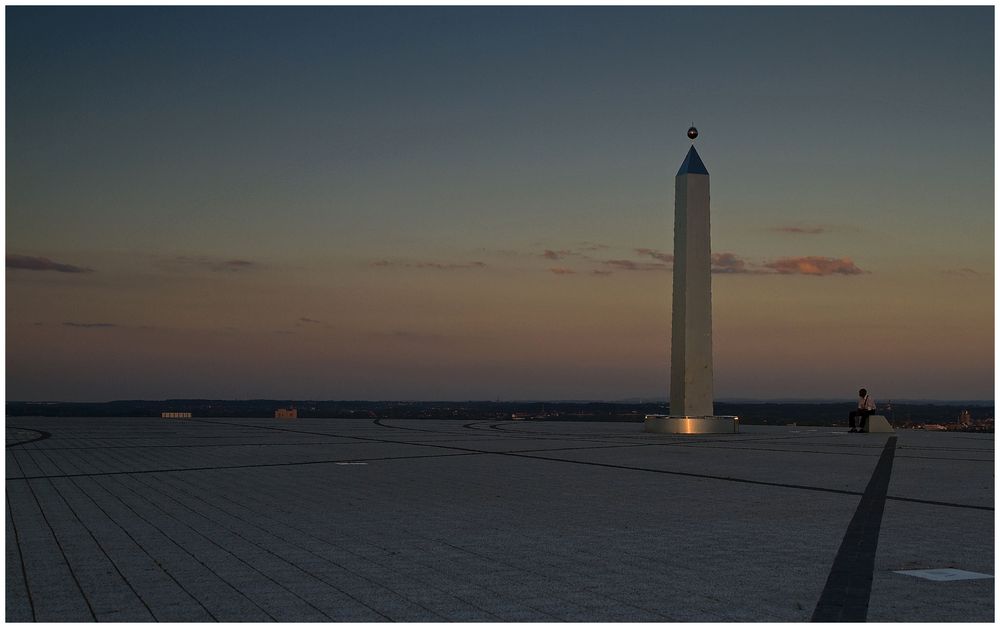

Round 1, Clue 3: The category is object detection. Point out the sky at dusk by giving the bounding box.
[6,6,995,402]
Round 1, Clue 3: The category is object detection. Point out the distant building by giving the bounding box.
[275,408,297,419]
[959,410,972,426]
[161,412,192,419]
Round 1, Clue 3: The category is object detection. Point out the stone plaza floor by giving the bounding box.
[5,417,994,622]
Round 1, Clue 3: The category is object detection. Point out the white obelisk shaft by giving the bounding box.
[670,147,713,417]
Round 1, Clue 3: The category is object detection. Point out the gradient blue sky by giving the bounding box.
[6,6,994,401]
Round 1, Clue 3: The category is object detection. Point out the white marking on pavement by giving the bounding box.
[893,568,993,582]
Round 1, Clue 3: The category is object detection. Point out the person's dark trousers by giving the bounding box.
[849,410,873,430]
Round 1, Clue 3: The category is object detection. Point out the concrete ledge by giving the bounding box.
[863,415,895,433]
[644,415,740,434]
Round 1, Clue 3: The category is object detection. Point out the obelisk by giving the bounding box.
[646,127,738,434]
[671,136,713,416]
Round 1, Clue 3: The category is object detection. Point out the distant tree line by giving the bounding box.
[5,399,992,426]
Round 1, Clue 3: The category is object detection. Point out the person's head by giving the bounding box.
[859,388,868,397]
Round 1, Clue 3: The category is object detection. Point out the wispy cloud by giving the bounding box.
[391,330,442,340]
[633,249,759,274]
[62,322,119,328]
[590,248,864,277]
[369,330,450,343]
[541,244,613,259]
[163,256,259,272]
[7,254,93,273]
[371,259,487,270]
[294,316,333,329]
[590,270,613,276]
[711,252,758,274]
[602,259,669,271]
[772,226,827,235]
[415,261,486,270]
[541,249,575,260]
[548,267,576,275]
[942,267,987,278]
[763,256,865,276]
[484,248,520,258]
[223,259,255,269]
[635,248,674,263]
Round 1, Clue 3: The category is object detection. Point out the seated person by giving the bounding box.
[848,388,876,432]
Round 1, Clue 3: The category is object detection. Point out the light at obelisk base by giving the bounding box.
[645,128,739,434]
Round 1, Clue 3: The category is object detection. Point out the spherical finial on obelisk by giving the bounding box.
[687,126,698,140]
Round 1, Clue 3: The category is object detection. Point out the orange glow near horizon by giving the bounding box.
[6,245,993,401]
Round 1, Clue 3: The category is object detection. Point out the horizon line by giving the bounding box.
[8,397,995,405]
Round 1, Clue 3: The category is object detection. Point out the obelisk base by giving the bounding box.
[644,415,739,434]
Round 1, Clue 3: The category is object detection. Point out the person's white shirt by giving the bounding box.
[858,394,876,410]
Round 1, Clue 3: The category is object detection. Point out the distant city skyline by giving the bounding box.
[6,6,994,401]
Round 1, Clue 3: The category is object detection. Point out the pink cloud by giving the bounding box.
[548,267,576,275]
[763,256,865,276]
[7,254,92,273]
[542,249,575,260]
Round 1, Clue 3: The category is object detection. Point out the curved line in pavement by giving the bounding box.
[5,427,51,448]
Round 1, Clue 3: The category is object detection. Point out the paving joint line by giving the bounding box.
[114,471,401,622]
[146,469,499,621]
[6,492,37,621]
[28,446,157,620]
[27,442,220,620]
[95,472,293,620]
[158,462,653,621]
[54,449,280,621]
[74,441,379,621]
[27,419,982,511]
[30,440,376,451]
[8,448,98,620]
[6,450,481,481]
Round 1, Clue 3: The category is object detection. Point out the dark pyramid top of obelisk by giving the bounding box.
[676,145,709,176]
